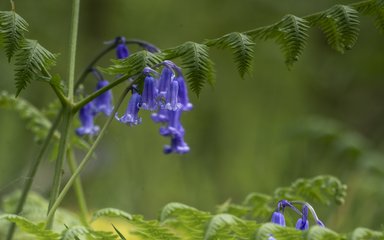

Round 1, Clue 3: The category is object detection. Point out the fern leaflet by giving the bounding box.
[91,208,133,222]
[206,32,255,78]
[0,10,28,61]
[14,39,56,96]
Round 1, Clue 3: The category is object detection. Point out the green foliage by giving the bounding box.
[61,226,117,240]
[351,227,384,240]
[163,42,215,96]
[206,32,255,78]
[256,223,303,240]
[354,0,384,33]
[0,90,53,141]
[91,208,133,222]
[306,225,341,240]
[311,5,360,53]
[0,11,28,61]
[14,39,56,96]
[273,175,347,205]
[129,215,181,240]
[0,214,60,240]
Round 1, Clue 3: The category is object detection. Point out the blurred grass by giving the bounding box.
[1,0,384,233]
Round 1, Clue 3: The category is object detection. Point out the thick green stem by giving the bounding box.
[67,0,80,101]
[46,108,73,229]
[45,85,132,226]
[67,149,89,227]
[5,110,62,240]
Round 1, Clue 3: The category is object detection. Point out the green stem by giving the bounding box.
[5,110,62,240]
[67,148,89,227]
[45,85,132,227]
[46,107,73,229]
[67,0,80,101]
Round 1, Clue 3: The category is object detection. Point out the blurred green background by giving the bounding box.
[1,0,384,233]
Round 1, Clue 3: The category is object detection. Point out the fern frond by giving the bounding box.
[105,50,163,76]
[273,175,347,205]
[274,15,310,67]
[164,42,214,96]
[0,11,28,61]
[0,214,60,240]
[206,32,255,78]
[313,5,360,53]
[61,226,117,240]
[14,39,56,96]
[256,223,302,240]
[203,214,245,240]
[91,208,133,222]
[354,0,384,34]
[307,225,340,240]
[351,227,384,239]
[129,215,181,240]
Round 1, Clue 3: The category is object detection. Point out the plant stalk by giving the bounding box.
[5,110,62,240]
[67,0,80,101]
[45,84,133,227]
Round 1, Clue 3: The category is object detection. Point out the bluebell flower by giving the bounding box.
[164,134,190,154]
[141,75,158,111]
[151,108,169,123]
[94,79,113,116]
[116,37,130,59]
[76,102,100,136]
[271,211,286,226]
[157,66,173,99]
[268,234,276,240]
[115,92,142,126]
[159,110,184,137]
[175,75,193,111]
[295,206,309,230]
[165,80,182,111]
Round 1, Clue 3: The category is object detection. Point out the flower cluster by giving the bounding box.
[76,37,192,154]
[116,61,192,154]
[270,200,325,230]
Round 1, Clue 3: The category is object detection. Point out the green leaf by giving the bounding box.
[203,213,243,240]
[355,0,384,34]
[129,215,180,240]
[91,208,133,222]
[273,175,347,206]
[164,42,215,96]
[0,214,60,240]
[275,15,310,67]
[313,5,360,53]
[206,32,255,78]
[61,226,117,240]
[14,39,56,96]
[256,223,303,240]
[306,225,341,240]
[0,90,53,141]
[112,225,127,240]
[0,10,28,61]
[105,50,163,77]
[351,227,384,240]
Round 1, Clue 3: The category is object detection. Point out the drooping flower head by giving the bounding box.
[115,91,142,126]
[163,134,190,154]
[295,205,309,230]
[157,66,174,99]
[91,69,114,116]
[271,211,286,226]
[76,102,100,136]
[116,36,130,59]
[141,67,159,111]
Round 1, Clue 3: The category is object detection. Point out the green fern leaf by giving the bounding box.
[306,225,341,240]
[164,42,215,96]
[0,91,52,141]
[355,0,384,34]
[274,15,310,67]
[14,39,56,96]
[129,215,181,240]
[314,5,360,53]
[256,223,302,240]
[203,214,243,240]
[0,11,28,61]
[91,208,133,222]
[105,50,163,77]
[273,175,347,206]
[0,214,60,240]
[61,226,117,240]
[351,227,384,240]
[206,32,255,78]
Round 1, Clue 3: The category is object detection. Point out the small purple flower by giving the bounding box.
[268,234,276,240]
[151,108,169,123]
[115,92,142,126]
[159,110,184,137]
[175,75,193,111]
[157,67,173,99]
[164,134,190,154]
[76,103,100,136]
[94,79,113,116]
[271,211,286,226]
[116,37,130,59]
[295,206,309,230]
[165,80,182,111]
[141,75,158,111]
